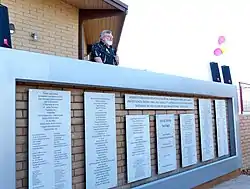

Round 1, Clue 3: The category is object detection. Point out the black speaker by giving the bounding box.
[0,4,12,48]
[221,65,232,84]
[210,62,221,82]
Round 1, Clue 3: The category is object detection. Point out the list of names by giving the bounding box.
[84,92,117,189]
[156,114,177,174]
[215,100,229,157]
[199,99,215,161]
[28,89,72,189]
[126,115,151,183]
[180,114,197,167]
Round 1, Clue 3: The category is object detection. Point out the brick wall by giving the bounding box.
[15,83,233,189]
[240,115,250,170]
[2,0,79,58]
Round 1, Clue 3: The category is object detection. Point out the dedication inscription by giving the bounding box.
[84,92,117,189]
[180,114,197,167]
[198,99,215,161]
[28,89,72,189]
[125,94,194,110]
[156,114,177,174]
[126,115,151,183]
[215,100,229,157]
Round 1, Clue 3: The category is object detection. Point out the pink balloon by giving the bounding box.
[218,36,225,45]
[214,48,223,56]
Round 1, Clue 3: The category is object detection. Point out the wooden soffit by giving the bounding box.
[83,13,126,48]
[64,0,115,9]
[64,0,128,11]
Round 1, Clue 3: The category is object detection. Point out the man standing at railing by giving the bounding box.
[91,30,119,66]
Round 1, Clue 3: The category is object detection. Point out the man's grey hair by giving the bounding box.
[100,30,112,38]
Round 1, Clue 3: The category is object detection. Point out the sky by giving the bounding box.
[118,0,250,84]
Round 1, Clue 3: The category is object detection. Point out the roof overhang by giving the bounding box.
[64,0,128,11]
[104,0,128,12]
[77,0,128,58]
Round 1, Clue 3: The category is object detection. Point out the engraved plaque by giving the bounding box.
[84,92,117,189]
[126,115,151,183]
[180,114,197,167]
[199,99,215,161]
[156,114,177,174]
[28,89,72,189]
[215,100,229,157]
[125,94,194,110]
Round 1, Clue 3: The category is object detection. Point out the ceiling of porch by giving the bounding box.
[68,0,128,58]
[84,14,125,48]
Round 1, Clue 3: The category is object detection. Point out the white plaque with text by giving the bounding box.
[84,92,117,189]
[28,89,72,189]
[199,99,215,161]
[180,114,197,167]
[156,114,177,174]
[126,115,151,183]
[215,100,229,157]
[125,94,194,110]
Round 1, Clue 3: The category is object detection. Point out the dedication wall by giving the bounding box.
[15,82,232,189]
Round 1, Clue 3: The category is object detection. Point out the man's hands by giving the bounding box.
[94,57,103,63]
[93,55,119,66]
[115,55,119,65]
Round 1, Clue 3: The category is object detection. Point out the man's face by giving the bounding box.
[101,33,113,46]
